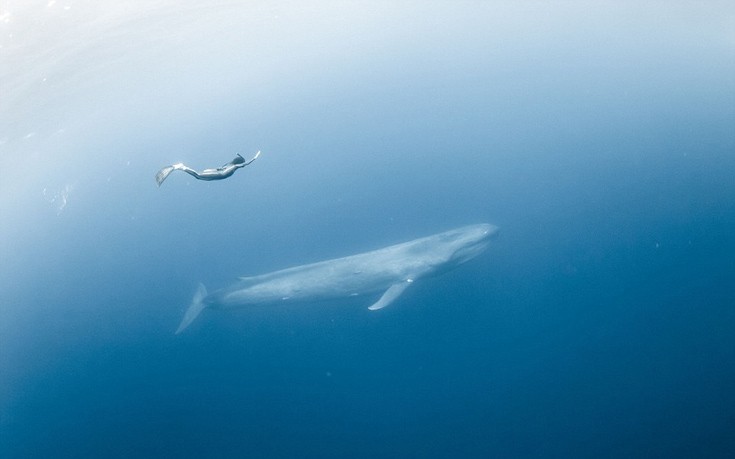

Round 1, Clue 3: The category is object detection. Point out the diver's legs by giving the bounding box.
[155,163,202,186]
[175,164,203,180]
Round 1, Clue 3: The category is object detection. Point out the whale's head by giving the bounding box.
[436,223,499,268]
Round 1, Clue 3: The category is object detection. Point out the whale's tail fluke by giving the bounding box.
[175,283,207,334]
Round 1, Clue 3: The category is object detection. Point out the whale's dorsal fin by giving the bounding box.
[368,280,413,311]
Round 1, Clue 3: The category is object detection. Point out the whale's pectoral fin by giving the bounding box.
[175,283,207,334]
[368,280,413,311]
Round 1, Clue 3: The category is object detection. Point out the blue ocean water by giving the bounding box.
[1,2,734,457]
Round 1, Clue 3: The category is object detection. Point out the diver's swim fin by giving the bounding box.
[155,165,176,186]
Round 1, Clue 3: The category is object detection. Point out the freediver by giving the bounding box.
[155,151,261,187]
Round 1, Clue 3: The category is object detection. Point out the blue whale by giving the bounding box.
[176,223,498,333]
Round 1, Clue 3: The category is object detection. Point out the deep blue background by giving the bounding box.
[1,2,734,457]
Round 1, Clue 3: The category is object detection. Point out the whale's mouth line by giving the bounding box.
[452,234,491,264]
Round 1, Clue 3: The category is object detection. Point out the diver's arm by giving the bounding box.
[222,151,261,174]
[204,151,259,178]
[242,150,261,166]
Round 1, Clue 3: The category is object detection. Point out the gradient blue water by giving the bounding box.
[1,3,734,457]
